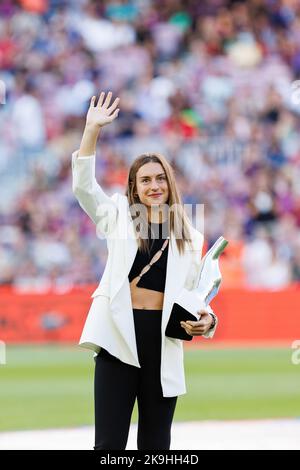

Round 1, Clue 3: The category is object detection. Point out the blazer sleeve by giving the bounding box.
[71,149,118,236]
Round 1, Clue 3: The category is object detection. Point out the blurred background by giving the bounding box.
[0,0,300,442]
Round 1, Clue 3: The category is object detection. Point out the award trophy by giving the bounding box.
[165,236,228,341]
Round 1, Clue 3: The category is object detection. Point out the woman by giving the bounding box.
[72,91,218,450]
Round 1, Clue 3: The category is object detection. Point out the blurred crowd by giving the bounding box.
[1,0,300,291]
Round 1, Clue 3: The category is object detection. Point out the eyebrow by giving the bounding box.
[139,173,166,179]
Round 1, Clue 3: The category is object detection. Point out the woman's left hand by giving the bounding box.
[180,311,213,336]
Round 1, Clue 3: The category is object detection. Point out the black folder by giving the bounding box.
[165,302,199,341]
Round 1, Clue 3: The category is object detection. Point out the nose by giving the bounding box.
[150,180,160,191]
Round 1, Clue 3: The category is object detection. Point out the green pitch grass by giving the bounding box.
[0,345,299,431]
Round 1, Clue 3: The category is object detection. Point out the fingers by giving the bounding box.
[90,93,105,108]
[186,320,209,330]
[186,320,206,327]
[97,92,105,107]
[180,320,209,336]
[92,91,119,111]
[108,107,120,121]
[180,323,193,336]
[90,92,120,123]
[181,321,206,330]
[107,96,120,114]
[181,326,193,336]
[103,91,113,108]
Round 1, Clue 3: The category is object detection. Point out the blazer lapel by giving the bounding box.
[161,232,192,330]
[109,216,195,326]
[109,214,138,304]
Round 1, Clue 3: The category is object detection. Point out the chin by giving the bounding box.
[143,195,168,207]
[149,201,165,206]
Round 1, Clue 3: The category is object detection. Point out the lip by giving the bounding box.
[149,193,162,198]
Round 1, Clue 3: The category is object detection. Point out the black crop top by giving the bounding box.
[128,220,170,293]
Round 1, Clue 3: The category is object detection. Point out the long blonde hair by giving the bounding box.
[125,152,193,255]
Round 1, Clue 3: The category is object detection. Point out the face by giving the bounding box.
[135,162,169,209]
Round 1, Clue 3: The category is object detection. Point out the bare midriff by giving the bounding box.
[130,276,164,310]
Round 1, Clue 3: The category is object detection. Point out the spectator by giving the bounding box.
[1,0,300,290]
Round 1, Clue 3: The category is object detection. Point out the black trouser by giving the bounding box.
[94,308,178,450]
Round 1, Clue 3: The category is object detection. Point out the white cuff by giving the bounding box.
[202,306,218,339]
[77,154,95,159]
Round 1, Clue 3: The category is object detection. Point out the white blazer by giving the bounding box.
[72,150,218,397]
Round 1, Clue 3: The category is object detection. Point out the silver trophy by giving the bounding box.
[166,237,228,340]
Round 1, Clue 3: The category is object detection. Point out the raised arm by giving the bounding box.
[72,91,120,235]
